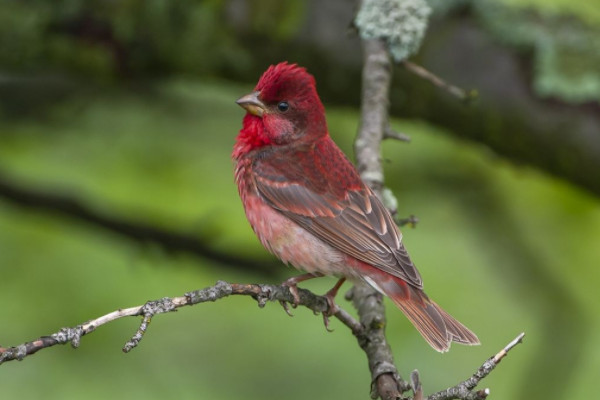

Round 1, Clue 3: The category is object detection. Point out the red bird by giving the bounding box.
[233,62,479,352]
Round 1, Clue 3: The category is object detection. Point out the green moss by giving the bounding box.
[430,0,600,103]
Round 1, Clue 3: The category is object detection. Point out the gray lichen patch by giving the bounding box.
[355,0,431,62]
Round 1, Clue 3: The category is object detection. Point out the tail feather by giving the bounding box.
[371,276,480,352]
[435,302,480,346]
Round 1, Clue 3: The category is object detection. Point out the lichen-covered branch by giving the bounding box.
[353,35,409,400]
[347,284,411,399]
[0,282,524,400]
[425,333,526,400]
[0,281,362,364]
[352,2,524,399]
[355,38,392,197]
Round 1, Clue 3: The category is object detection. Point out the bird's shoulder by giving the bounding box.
[251,136,363,199]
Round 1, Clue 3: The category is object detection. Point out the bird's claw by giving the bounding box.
[287,284,301,307]
[321,294,339,332]
[322,314,334,332]
[279,274,344,332]
[281,272,324,307]
[278,282,300,318]
[279,300,294,317]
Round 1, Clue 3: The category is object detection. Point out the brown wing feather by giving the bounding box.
[253,155,423,288]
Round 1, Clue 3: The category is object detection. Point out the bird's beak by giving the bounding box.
[236,91,265,117]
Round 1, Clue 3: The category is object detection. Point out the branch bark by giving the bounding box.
[355,39,391,198]
[352,11,525,400]
[425,333,525,400]
[353,37,408,400]
[0,281,361,364]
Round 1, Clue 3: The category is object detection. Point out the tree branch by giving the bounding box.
[0,280,361,364]
[353,37,408,400]
[425,333,526,400]
[384,125,411,142]
[0,282,525,400]
[352,8,523,400]
[0,170,276,276]
[400,60,478,103]
[0,281,524,400]
[355,39,392,197]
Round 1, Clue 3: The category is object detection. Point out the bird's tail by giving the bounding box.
[369,275,480,352]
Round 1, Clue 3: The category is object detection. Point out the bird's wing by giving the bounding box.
[253,153,423,288]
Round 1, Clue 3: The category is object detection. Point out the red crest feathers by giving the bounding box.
[255,62,318,104]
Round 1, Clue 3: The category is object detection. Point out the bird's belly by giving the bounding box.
[243,194,347,277]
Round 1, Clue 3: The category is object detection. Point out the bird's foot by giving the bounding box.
[322,307,337,332]
[281,272,324,307]
[321,278,346,332]
[278,300,294,317]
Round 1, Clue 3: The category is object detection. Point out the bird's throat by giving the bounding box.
[233,114,271,159]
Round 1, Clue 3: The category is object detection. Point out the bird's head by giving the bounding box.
[236,62,327,148]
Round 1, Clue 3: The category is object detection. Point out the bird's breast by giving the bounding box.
[235,159,346,276]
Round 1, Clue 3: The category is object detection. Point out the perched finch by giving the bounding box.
[233,62,479,352]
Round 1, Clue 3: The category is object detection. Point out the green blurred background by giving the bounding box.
[1,1,599,399]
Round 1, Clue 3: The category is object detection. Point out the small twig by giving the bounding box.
[411,370,424,400]
[425,333,526,400]
[396,214,419,228]
[0,281,363,364]
[384,125,411,142]
[401,60,478,103]
[493,331,525,363]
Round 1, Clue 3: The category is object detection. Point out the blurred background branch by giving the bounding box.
[0,169,277,276]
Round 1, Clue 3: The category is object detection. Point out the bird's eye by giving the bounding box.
[277,101,289,112]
